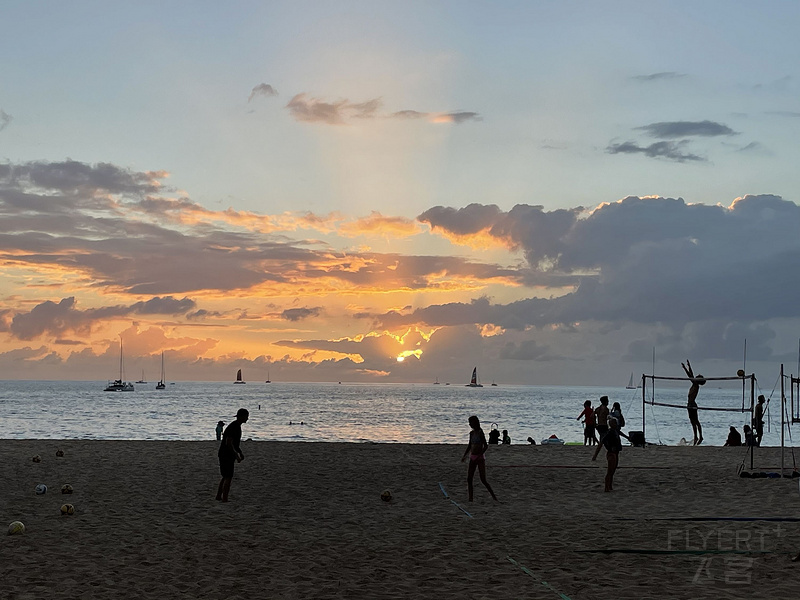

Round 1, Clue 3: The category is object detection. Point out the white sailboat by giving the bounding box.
[626,372,638,389]
[156,352,166,389]
[465,367,483,388]
[234,369,246,384]
[104,338,134,392]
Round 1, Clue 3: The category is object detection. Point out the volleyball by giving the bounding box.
[60,504,75,516]
[32,455,41,463]
[737,369,745,377]
[56,449,64,457]
[35,484,47,495]
[381,490,392,502]
[61,484,73,494]
[8,521,25,535]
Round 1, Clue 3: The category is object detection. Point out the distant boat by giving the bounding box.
[466,367,483,388]
[135,369,147,384]
[234,369,246,384]
[104,338,134,392]
[265,370,271,384]
[434,377,440,385]
[156,352,166,389]
[491,380,498,387]
[626,372,639,389]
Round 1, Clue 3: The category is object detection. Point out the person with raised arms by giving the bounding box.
[681,359,705,445]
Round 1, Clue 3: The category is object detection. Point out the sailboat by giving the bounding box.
[626,372,638,390]
[465,367,483,388]
[104,338,134,392]
[135,369,147,384]
[265,370,271,384]
[434,377,440,385]
[156,352,166,389]
[234,369,246,384]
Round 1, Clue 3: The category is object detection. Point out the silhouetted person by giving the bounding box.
[592,417,623,492]
[754,395,766,445]
[488,426,500,445]
[595,396,610,441]
[216,408,249,502]
[461,415,498,502]
[724,426,742,447]
[681,359,705,445]
[502,429,511,445]
[577,400,597,446]
[215,420,225,441]
[743,424,757,447]
[610,401,626,431]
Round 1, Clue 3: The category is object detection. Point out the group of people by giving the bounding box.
[576,395,626,446]
[723,395,766,447]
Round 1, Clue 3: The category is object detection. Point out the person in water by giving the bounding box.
[681,359,705,445]
[461,415,498,502]
[592,417,623,492]
[577,400,597,446]
[216,408,249,502]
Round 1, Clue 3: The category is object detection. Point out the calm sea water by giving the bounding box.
[0,380,786,446]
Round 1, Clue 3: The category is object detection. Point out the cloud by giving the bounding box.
[285,93,383,124]
[635,120,737,138]
[281,307,322,322]
[0,109,11,132]
[388,195,800,359]
[606,140,704,162]
[284,93,480,125]
[5,296,196,340]
[630,72,687,82]
[248,83,278,102]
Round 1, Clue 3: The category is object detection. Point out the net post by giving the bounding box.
[641,374,646,444]
[750,373,755,471]
[781,364,785,477]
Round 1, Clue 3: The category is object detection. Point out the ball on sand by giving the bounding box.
[32,455,41,463]
[60,504,75,516]
[381,490,392,502]
[35,484,47,495]
[56,449,64,457]
[61,484,73,495]
[8,521,25,535]
[737,369,746,377]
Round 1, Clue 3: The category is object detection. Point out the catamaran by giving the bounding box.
[466,367,483,388]
[156,352,166,389]
[234,369,246,384]
[104,339,134,392]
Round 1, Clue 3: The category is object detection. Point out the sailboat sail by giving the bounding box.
[626,372,637,389]
[466,367,483,387]
[234,368,246,384]
[156,352,166,389]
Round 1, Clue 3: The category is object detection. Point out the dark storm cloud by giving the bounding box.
[636,120,737,139]
[281,307,322,322]
[398,196,800,347]
[606,140,704,162]
[248,83,278,102]
[630,72,687,82]
[6,296,195,340]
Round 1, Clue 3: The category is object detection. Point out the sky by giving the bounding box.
[2,1,800,385]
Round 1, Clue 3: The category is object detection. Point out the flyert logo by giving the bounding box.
[666,525,783,586]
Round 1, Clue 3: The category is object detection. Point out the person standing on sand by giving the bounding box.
[461,415,498,502]
[215,420,225,441]
[216,408,249,502]
[592,417,622,492]
[594,396,610,442]
[681,359,705,445]
[576,400,597,446]
[754,395,766,446]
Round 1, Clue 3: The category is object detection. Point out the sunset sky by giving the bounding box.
[3,2,800,385]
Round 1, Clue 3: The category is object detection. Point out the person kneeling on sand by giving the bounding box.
[724,426,742,447]
[592,417,624,492]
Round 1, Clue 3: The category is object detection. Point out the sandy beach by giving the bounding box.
[3,440,800,600]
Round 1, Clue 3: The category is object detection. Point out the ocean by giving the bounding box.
[0,379,788,446]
